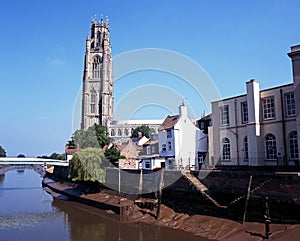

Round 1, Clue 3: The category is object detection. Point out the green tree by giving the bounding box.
[67,137,76,149]
[104,147,125,166]
[130,125,153,138]
[94,124,110,148]
[68,148,106,183]
[0,145,6,157]
[70,124,110,149]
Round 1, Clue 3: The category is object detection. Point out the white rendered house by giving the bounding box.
[158,103,207,170]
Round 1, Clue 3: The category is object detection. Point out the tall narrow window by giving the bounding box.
[167,130,172,138]
[118,129,122,136]
[168,141,172,150]
[289,131,299,160]
[222,138,231,160]
[285,93,296,117]
[111,129,115,136]
[162,144,166,152]
[220,105,229,126]
[262,97,275,120]
[146,146,151,155]
[241,102,249,123]
[90,92,96,114]
[90,104,95,114]
[92,56,101,79]
[243,136,249,161]
[265,134,277,160]
[125,129,129,136]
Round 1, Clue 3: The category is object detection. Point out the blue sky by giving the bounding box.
[0,0,299,156]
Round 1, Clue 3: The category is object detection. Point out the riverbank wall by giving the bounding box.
[52,166,300,223]
[43,173,300,241]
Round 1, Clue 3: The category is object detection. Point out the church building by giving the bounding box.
[81,18,162,141]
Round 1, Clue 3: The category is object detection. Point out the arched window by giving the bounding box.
[92,56,101,79]
[265,134,277,160]
[222,138,231,160]
[110,129,115,136]
[118,129,122,136]
[125,129,129,136]
[289,131,299,160]
[96,31,101,47]
[243,136,249,161]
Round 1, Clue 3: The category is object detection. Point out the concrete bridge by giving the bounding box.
[0,157,69,166]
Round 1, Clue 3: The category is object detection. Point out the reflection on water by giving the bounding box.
[0,169,208,241]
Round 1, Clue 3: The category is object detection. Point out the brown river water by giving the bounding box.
[0,169,208,241]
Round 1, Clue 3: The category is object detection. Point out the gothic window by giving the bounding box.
[125,129,129,136]
[220,105,229,126]
[243,136,249,161]
[265,134,277,160]
[92,56,102,79]
[90,104,95,114]
[111,129,115,136]
[118,129,122,136]
[289,131,299,160]
[222,138,231,160]
[241,102,249,123]
[262,97,275,120]
[96,32,101,47]
[285,93,296,117]
[91,92,96,103]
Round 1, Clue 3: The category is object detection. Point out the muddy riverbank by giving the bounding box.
[42,176,300,241]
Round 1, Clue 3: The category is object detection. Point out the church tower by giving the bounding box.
[81,17,114,130]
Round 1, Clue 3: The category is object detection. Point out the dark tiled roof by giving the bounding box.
[198,114,211,121]
[158,115,179,131]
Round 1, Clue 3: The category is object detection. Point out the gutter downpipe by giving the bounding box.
[280,89,288,166]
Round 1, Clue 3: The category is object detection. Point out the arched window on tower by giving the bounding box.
[92,56,101,79]
[96,31,101,47]
[222,138,231,160]
[289,131,299,160]
[265,134,277,160]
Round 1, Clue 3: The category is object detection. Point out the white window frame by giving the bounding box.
[222,138,231,160]
[262,96,275,120]
[289,131,299,160]
[220,105,229,126]
[265,133,277,160]
[241,102,249,123]
[146,146,151,155]
[285,92,296,117]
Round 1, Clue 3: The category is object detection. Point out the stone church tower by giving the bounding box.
[81,17,114,130]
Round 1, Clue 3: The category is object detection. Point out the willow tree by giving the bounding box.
[68,148,107,183]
